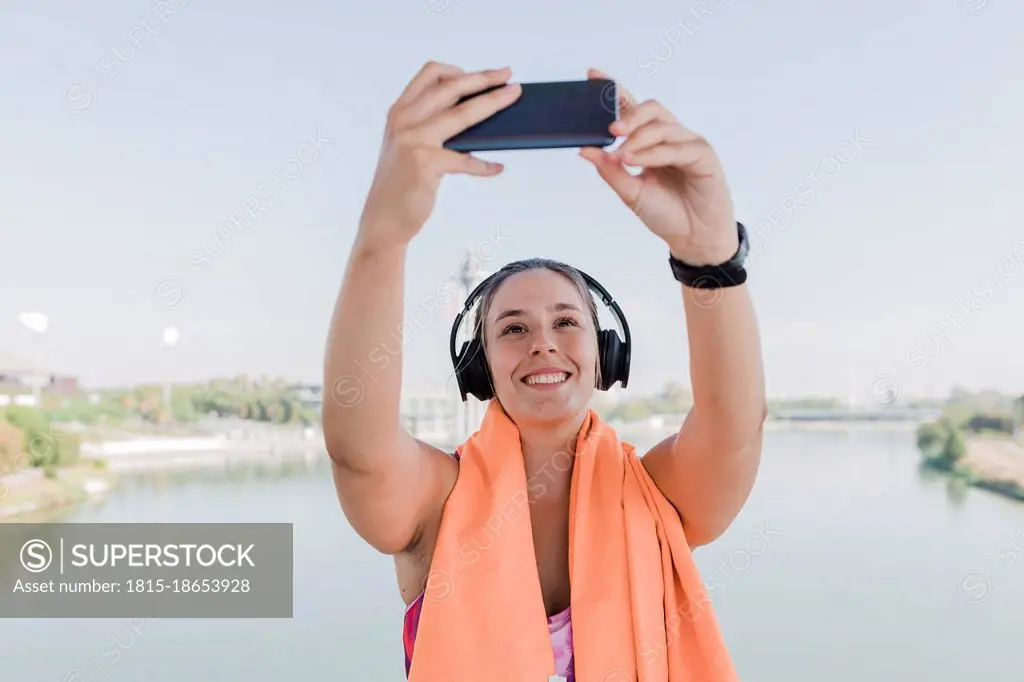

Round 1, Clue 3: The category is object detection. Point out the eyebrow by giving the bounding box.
[494,302,582,323]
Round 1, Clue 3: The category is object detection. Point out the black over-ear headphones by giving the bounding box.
[449,267,631,402]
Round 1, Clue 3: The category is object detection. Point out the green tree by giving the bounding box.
[916,421,946,459]
[609,401,652,422]
[917,418,966,471]
[1,406,80,472]
[653,381,692,414]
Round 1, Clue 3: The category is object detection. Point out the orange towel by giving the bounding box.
[409,401,737,682]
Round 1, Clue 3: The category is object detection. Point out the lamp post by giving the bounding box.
[162,326,180,414]
[18,312,49,405]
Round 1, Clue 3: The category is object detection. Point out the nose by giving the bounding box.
[528,330,558,356]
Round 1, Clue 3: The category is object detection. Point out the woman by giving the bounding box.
[323,63,766,682]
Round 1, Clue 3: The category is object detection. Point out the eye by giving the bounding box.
[500,322,526,336]
[556,316,580,328]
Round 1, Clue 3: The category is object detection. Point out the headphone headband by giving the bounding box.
[448,264,632,401]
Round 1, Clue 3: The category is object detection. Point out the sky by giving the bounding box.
[1,0,1022,404]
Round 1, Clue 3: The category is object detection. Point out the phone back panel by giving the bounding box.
[443,79,618,152]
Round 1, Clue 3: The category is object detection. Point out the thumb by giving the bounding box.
[579,147,642,208]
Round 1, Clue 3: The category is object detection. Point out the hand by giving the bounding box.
[357,62,522,251]
[579,69,737,266]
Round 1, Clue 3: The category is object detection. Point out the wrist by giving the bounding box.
[667,222,749,289]
[351,230,410,261]
[354,218,414,255]
[667,238,739,267]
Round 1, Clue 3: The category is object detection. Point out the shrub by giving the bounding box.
[2,406,80,470]
[917,418,966,470]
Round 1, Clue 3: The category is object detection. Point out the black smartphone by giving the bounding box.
[443,79,618,152]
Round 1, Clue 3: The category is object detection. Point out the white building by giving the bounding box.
[398,248,493,447]
[399,387,487,448]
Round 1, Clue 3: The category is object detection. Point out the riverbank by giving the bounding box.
[958,434,1024,501]
[0,422,327,519]
[78,428,326,472]
[0,463,116,520]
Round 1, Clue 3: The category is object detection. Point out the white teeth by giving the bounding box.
[525,373,569,385]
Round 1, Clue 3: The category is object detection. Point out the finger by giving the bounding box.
[612,99,678,137]
[403,67,513,126]
[396,61,465,106]
[579,147,643,207]
[426,82,523,142]
[431,148,505,177]
[611,121,694,159]
[620,142,720,176]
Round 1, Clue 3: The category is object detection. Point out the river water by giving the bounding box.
[2,425,1023,681]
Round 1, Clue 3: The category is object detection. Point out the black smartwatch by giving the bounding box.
[668,221,749,289]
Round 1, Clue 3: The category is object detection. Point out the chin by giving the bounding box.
[504,377,593,423]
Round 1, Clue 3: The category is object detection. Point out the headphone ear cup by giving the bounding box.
[596,329,621,391]
[456,338,494,402]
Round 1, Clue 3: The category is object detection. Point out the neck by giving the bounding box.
[516,407,589,493]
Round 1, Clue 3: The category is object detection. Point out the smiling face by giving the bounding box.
[480,267,600,426]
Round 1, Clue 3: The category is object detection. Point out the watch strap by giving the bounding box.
[668,222,748,289]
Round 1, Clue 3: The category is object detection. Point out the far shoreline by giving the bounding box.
[1,418,1013,521]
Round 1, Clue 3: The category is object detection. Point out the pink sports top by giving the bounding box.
[403,592,575,680]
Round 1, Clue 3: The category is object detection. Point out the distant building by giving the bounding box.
[0,371,79,396]
[288,383,323,413]
[0,350,79,405]
[399,387,486,447]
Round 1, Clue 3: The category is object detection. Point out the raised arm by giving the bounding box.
[322,62,522,555]
[579,70,767,548]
